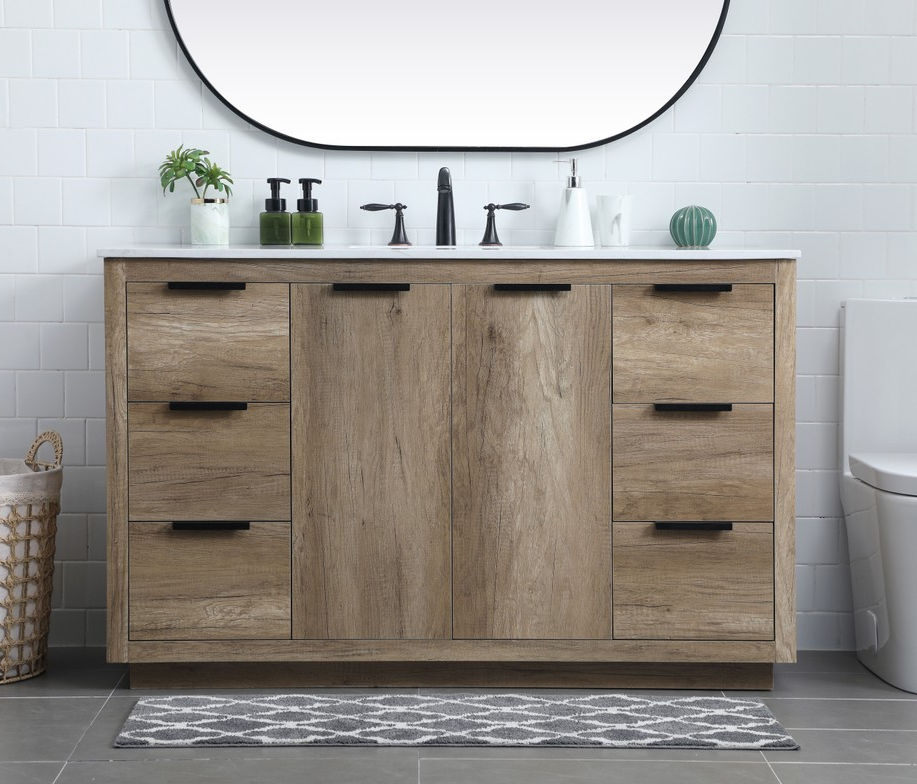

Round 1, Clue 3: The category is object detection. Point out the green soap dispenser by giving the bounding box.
[260,177,291,245]
[292,178,323,246]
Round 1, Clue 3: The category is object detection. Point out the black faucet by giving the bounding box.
[360,203,411,247]
[435,167,456,246]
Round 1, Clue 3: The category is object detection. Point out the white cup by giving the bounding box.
[596,194,633,247]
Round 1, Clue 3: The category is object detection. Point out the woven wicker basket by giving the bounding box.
[0,432,63,685]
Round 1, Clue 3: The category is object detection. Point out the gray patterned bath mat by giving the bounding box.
[115,693,799,750]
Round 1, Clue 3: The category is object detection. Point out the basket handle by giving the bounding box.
[25,430,63,472]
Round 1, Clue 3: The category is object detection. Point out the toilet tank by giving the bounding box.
[841,298,917,475]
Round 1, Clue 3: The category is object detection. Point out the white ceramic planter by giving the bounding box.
[190,198,229,245]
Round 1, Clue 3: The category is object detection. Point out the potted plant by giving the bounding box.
[159,146,234,246]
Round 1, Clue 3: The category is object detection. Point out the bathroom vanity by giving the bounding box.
[103,246,797,689]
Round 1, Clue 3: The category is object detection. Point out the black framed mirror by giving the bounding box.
[165,0,730,152]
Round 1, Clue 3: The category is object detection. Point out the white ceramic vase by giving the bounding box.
[190,198,229,245]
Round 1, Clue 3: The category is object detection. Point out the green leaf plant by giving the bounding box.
[158,145,234,199]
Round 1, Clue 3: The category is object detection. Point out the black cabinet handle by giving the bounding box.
[171,521,251,531]
[168,402,248,412]
[493,284,572,292]
[655,522,734,531]
[653,283,732,293]
[332,283,410,292]
[167,282,246,291]
[653,403,733,412]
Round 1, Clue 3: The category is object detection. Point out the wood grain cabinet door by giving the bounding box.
[613,284,773,404]
[129,521,291,641]
[452,284,611,640]
[613,522,774,641]
[613,404,773,522]
[292,284,451,640]
[128,402,291,521]
[127,282,290,402]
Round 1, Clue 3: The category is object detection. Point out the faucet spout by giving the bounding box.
[435,167,456,247]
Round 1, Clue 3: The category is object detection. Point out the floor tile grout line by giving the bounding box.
[766,762,916,767]
[0,695,117,700]
[50,759,67,784]
[782,728,917,732]
[761,697,917,701]
[415,759,799,768]
[59,671,129,771]
[764,755,786,783]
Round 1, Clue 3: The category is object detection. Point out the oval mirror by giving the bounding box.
[165,0,729,151]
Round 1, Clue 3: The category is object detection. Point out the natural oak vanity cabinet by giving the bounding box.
[105,251,796,690]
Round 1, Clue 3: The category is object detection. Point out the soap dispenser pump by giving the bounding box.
[553,158,594,248]
[260,177,292,246]
[292,178,323,246]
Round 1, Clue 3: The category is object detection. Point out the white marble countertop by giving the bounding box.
[98,244,800,260]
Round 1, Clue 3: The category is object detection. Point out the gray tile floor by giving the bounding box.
[1,649,916,783]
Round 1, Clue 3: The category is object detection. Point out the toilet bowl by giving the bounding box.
[840,298,917,693]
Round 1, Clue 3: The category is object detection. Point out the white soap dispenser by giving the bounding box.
[553,158,594,247]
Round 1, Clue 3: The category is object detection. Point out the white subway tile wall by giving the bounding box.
[1,0,915,647]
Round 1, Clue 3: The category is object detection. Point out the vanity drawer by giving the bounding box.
[612,404,773,521]
[613,522,774,640]
[126,282,290,402]
[129,521,291,641]
[613,284,773,403]
[127,403,291,521]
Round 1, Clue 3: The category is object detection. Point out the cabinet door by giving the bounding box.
[128,402,291,521]
[613,284,773,404]
[453,284,611,640]
[613,404,773,522]
[127,282,290,402]
[613,522,774,640]
[129,521,291,641]
[292,284,451,639]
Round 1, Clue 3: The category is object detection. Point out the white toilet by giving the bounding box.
[840,298,917,693]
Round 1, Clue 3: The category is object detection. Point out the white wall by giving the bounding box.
[1,0,915,648]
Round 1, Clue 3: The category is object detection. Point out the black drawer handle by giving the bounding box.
[167,282,247,291]
[332,283,410,292]
[171,521,251,531]
[655,522,734,531]
[168,402,249,412]
[653,283,732,293]
[493,284,572,292]
[653,403,733,413]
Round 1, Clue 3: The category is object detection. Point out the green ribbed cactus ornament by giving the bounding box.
[669,205,717,248]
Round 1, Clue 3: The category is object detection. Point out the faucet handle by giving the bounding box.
[480,203,530,247]
[487,203,530,212]
[359,203,411,247]
[361,203,405,212]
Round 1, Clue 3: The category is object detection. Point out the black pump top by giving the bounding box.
[265,177,291,212]
[297,178,322,213]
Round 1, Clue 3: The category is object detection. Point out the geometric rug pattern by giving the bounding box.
[115,693,799,750]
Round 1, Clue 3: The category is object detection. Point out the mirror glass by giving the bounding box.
[166,0,729,151]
